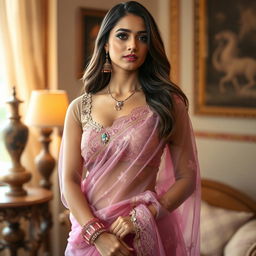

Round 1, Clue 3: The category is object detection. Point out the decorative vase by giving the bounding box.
[0,87,31,196]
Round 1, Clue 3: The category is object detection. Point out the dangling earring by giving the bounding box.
[102,52,112,73]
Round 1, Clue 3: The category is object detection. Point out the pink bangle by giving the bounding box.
[83,217,99,227]
[81,218,106,245]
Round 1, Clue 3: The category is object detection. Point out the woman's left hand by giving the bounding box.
[109,216,135,239]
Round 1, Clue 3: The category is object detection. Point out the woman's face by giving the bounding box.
[105,14,148,72]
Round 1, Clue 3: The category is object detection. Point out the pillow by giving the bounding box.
[224,219,256,256]
[200,201,253,256]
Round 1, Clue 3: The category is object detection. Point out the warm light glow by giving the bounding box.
[26,90,69,127]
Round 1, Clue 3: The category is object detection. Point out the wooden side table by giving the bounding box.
[0,186,53,256]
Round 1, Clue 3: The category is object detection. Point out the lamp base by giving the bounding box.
[36,128,55,190]
[0,167,31,196]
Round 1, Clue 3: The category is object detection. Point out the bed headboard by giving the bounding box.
[201,179,256,214]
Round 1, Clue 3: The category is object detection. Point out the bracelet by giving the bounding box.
[90,228,106,244]
[129,208,140,239]
[81,218,106,245]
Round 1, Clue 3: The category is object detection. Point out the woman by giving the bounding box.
[59,1,200,255]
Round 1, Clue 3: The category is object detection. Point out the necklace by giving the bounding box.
[108,86,136,111]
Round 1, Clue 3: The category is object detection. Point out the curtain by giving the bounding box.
[0,0,48,186]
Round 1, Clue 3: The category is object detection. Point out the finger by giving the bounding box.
[118,249,131,256]
[109,218,119,232]
[116,223,131,238]
[120,239,134,252]
[112,221,124,235]
[118,246,133,256]
[118,250,129,256]
[118,229,129,239]
[109,216,123,232]
[115,227,126,239]
[111,240,132,256]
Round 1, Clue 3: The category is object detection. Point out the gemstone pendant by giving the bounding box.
[115,101,123,111]
[101,132,110,144]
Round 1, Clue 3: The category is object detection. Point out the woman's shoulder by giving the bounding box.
[66,93,89,124]
[68,94,83,112]
[68,92,91,111]
[70,94,83,104]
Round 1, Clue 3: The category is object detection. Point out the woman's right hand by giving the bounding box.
[94,232,134,256]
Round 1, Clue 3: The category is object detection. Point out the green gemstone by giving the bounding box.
[101,132,110,144]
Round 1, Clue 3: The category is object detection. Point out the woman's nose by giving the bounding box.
[127,36,137,51]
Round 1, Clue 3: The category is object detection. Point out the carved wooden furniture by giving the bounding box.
[202,179,256,213]
[0,88,57,255]
[0,186,53,256]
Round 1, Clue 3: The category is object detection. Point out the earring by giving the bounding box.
[102,52,112,73]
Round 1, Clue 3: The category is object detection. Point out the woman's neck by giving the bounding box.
[108,71,140,95]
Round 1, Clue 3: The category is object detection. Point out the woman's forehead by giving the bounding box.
[112,14,146,33]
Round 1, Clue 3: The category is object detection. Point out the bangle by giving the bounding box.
[90,228,106,244]
[81,218,106,245]
[129,208,140,239]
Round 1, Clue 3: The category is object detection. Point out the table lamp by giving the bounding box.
[26,90,68,189]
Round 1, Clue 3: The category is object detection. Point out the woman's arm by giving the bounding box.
[61,98,133,255]
[156,96,198,213]
[61,99,95,224]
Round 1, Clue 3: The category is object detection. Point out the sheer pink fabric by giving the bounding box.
[59,93,200,256]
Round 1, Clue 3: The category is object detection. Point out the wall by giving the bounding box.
[180,0,256,199]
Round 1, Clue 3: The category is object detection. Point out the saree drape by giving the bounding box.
[59,93,200,256]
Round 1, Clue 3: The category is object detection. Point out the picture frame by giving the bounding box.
[77,8,107,78]
[194,0,256,117]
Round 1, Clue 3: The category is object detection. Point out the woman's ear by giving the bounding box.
[104,43,109,52]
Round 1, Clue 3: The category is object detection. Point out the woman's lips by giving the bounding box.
[123,54,138,62]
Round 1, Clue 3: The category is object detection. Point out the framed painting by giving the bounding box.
[194,0,256,117]
[77,8,107,78]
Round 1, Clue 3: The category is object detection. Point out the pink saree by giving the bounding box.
[59,93,200,256]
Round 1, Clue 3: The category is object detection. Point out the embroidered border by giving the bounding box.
[89,111,154,162]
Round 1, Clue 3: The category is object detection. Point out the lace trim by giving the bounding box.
[81,93,103,132]
[133,204,158,256]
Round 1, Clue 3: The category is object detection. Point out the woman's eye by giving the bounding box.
[116,33,128,40]
[138,35,148,43]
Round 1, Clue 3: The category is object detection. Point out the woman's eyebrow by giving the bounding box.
[115,28,147,34]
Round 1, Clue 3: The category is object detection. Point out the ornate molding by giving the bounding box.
[195,130,256,143]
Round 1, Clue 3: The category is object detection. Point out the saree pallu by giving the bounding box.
[59,95,201,256]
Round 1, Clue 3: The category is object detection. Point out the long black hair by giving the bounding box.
[82,1,188,140]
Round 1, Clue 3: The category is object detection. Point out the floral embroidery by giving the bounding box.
[117,171,127,183]
[81,93,103,132]
[91,176,96,185]
[187,160,197,171]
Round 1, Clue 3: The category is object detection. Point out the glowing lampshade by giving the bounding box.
[26,90,69,127]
